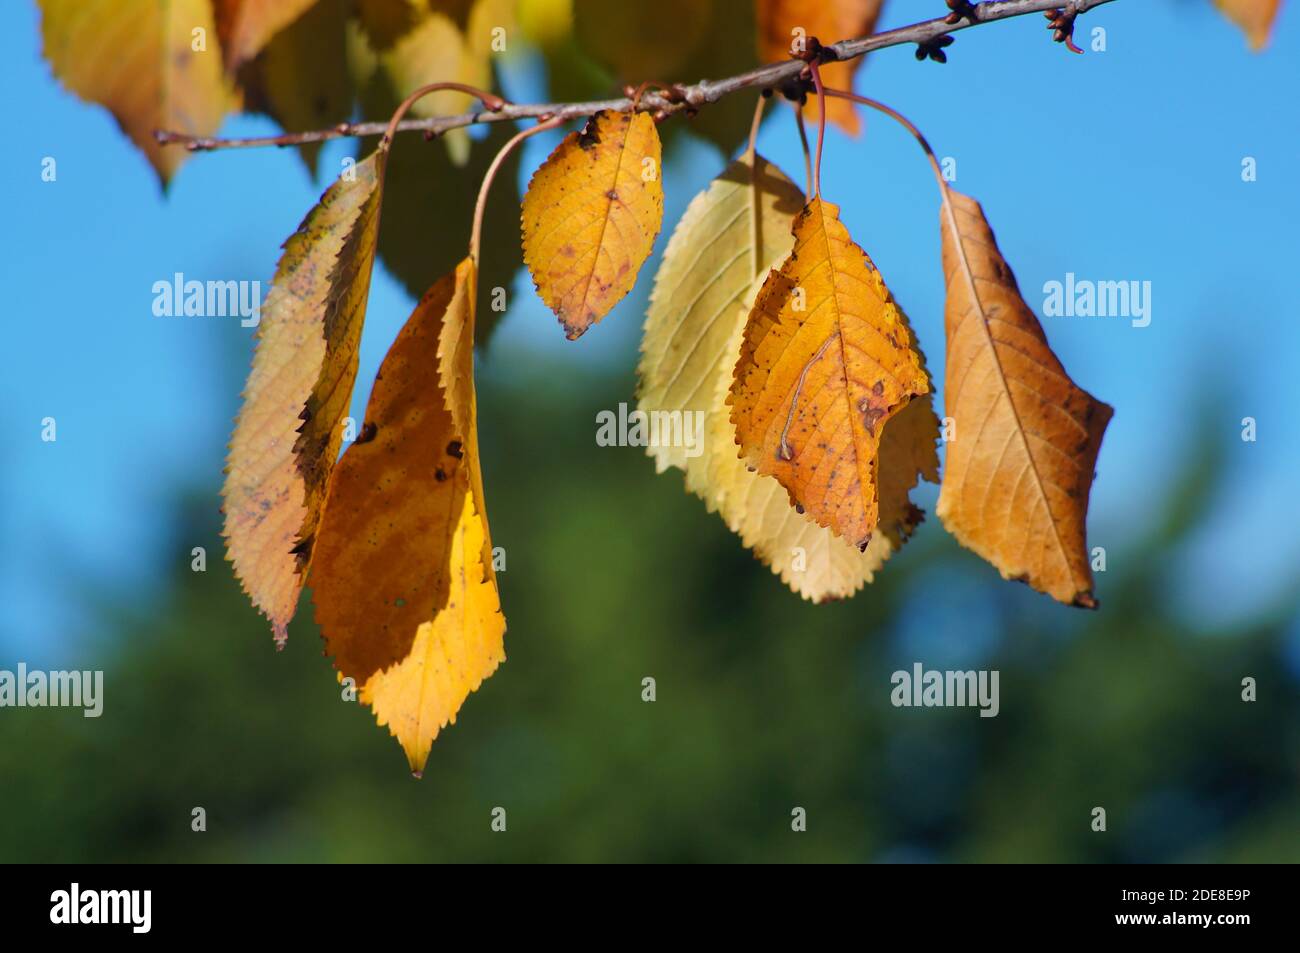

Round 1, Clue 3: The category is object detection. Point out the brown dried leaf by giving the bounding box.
[937,189,1112,607]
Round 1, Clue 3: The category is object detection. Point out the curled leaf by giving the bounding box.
[311,259,505,774]
[936,189,1112,607]
[729,197,930,550]
[522,110,665,339]
[223,152,387,644]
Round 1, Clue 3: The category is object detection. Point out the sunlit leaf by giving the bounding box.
[223,152,387,643]
[936,188,1111,606]
[522,110,665,339]
[311,259,505,774]
[729,196,930,549]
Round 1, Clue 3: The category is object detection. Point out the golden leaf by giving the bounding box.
[38,0,233,184]
[1213,0,1282,50]
[754,0,884,135]
[223,152,387,644]
[311,259,505,775]
[213,0,320,71]
[640,153,934,599]
[639,155,805,475]
[729,197,930,550]
[355,0,513,164]
[714,383,937,598]
[522,110,665,339]
[936,189,1112,607]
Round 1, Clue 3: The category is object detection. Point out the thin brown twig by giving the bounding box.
[379,82,504,150]
[154,0,1117,153]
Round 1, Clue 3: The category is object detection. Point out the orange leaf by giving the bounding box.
[729,197,929,550]
[936,189,1112,607]
[522,110,665,339]
[38,0,233,184]
[640,154,937,599]
[223,152,386,644]
[311,259,505,775]
[754,0,884,135]
[213,0,320,71]
[1213,0,1282,50]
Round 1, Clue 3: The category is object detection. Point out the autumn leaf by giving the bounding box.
[223,151,387,644]
[355,0,512,164]
[640,152,934,598]
[240,0,353,176]
[1213,0,1282,49]
[729,197,930,550]
[213,0,320,72]
[936,189,1112,607]
[640,155,805,476]
[522,110,665,339]
[311,259,504,775]
[38,0,232,184]
[720,383,937,597]
[754,0,884,135]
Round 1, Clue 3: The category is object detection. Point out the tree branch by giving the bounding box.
[155,0,1116,154]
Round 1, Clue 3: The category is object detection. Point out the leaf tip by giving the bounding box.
[1072,591,1100,611]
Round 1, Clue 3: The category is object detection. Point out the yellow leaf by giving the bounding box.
[936,189,1112,607]
[223,151,387,644]
[522,110,665,339]
[436,262,498,585]
[38,0,233,184]
[1213,0,1282,50]
[640,155,937,598]
[213,0,320,71]
[641,154,885,598]
[729,197,930,550]
[640,155,805,475]
[311,260,505,775]
[712,376,936,598]
[356,0,513,164]
[754,0,884,135]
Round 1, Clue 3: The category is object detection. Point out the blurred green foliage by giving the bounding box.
[1,359,1295,863]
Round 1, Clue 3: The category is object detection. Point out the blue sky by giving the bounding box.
[3,1,1298,663]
